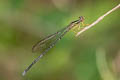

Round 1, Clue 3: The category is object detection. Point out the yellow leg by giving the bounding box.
[78,24,81,30]
[72,27,78,33]
[81,22,89,27]
[76,22,89,32]
[72,25,81,33]
[72,21,89,33]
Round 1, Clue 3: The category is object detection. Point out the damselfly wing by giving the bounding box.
[32,27,66,53]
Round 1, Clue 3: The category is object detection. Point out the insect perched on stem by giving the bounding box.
[22,16,85,76]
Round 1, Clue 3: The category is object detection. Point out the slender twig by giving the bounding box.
[76,3,120,37]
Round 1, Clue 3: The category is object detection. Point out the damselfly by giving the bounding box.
[22,16,84,76]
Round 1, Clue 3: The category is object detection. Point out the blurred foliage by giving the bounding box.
[0,0,120,80]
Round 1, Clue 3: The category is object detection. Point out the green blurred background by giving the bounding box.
[0,0,120,80]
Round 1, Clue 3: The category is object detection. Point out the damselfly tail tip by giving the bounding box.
[22,71,26,76]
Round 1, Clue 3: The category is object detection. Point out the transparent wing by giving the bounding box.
[32,27,66,53]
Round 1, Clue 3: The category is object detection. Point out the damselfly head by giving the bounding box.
[79,16,84,22]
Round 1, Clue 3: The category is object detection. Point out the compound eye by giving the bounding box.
[79,16,82,18]
[79,16,84,22]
